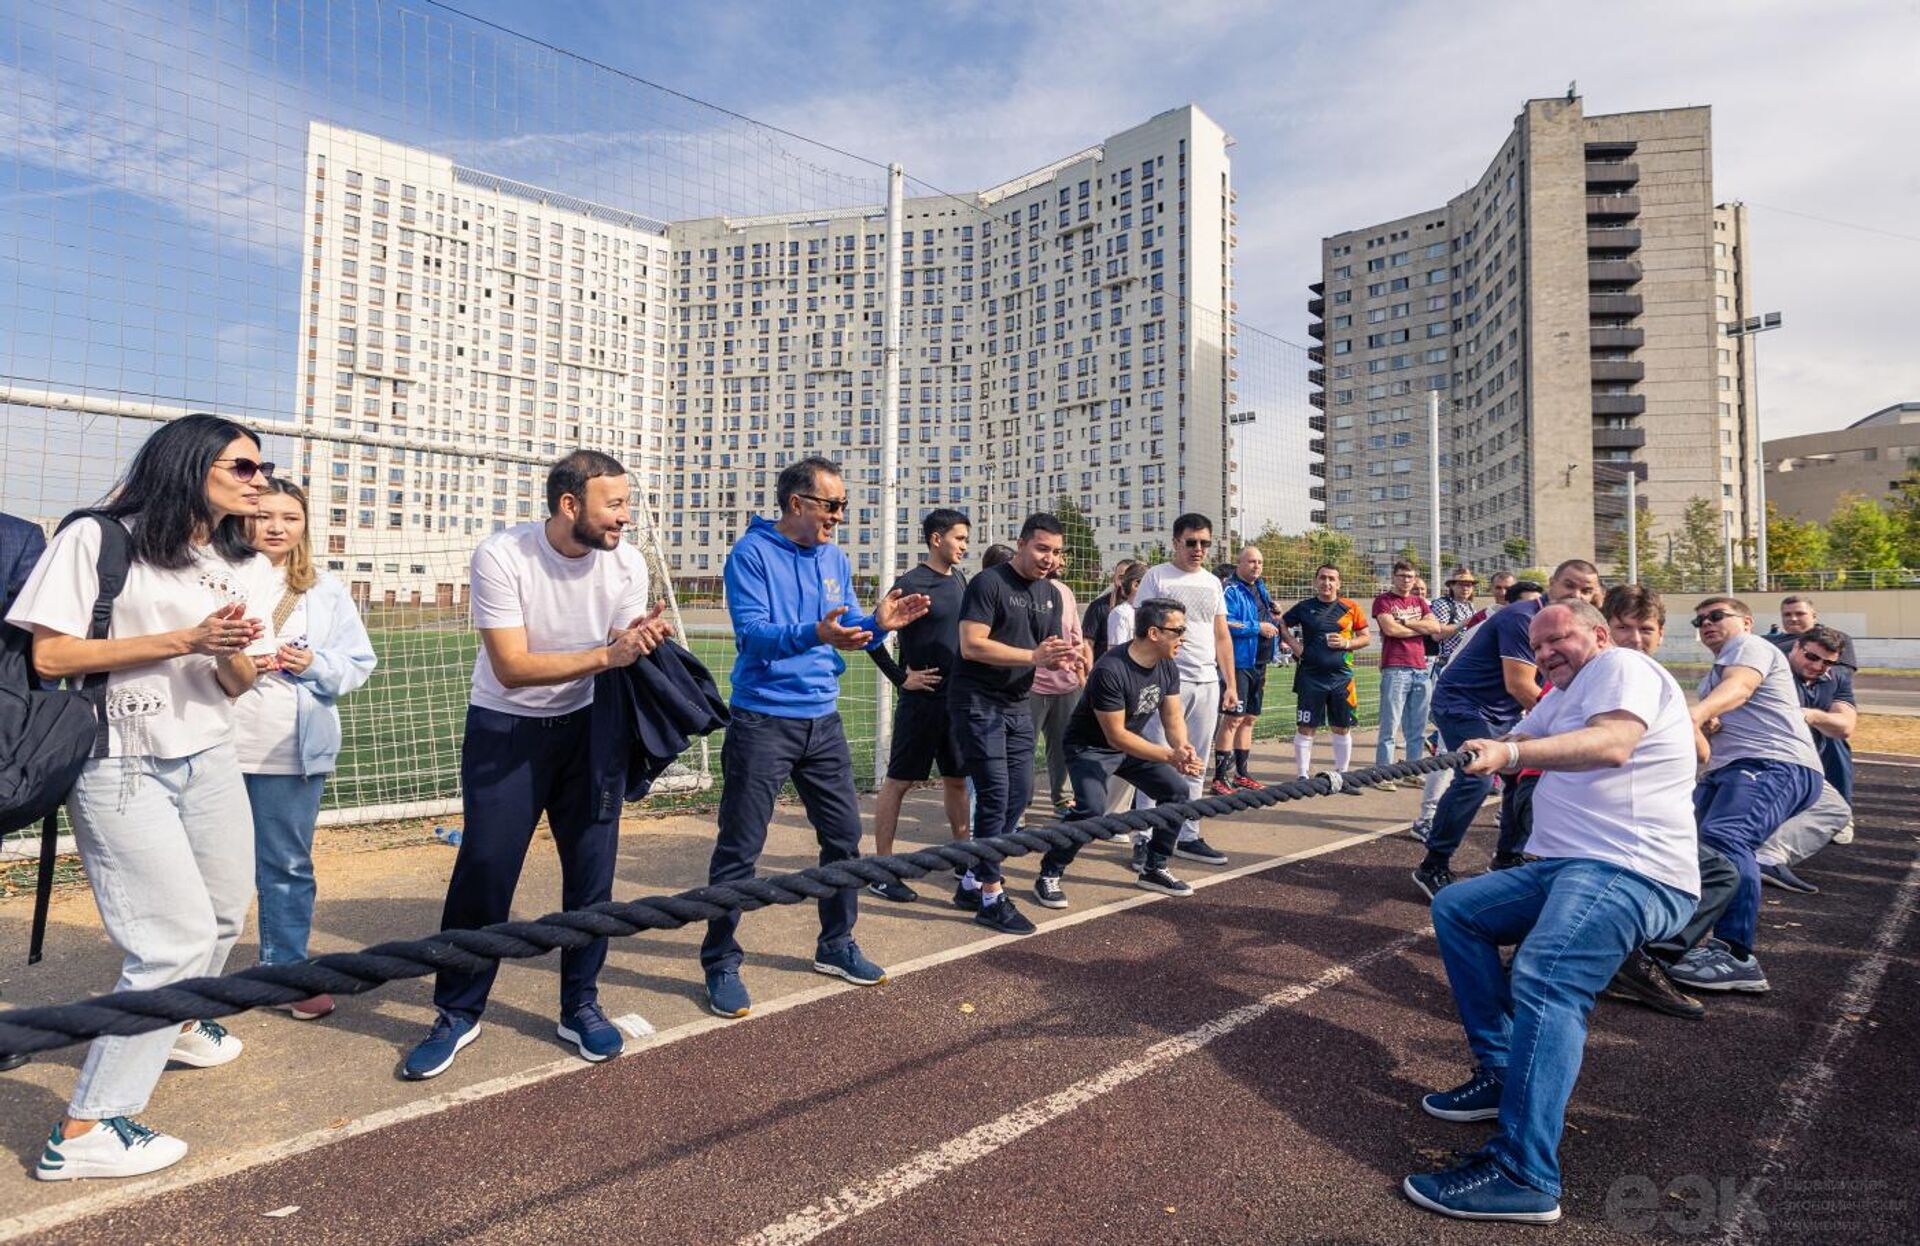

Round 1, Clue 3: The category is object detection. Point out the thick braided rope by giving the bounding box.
[0,753,1467,1058]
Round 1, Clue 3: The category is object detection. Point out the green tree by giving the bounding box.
[1135,540,1170,569]
[1247,522,1369,598]
[1602,503,1670,588]
[1764,501,1830,578]
[1502,536,1531,567]
[1886,455,1920,567]
[1671,496,1727,591]
[1826,492,1901,573]
[1050,496,1105,600]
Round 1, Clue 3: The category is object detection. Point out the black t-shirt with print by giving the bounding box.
[1065,644,1182,752]
[949,561,1063,704]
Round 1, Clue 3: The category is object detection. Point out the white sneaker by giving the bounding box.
[37,1117,188,1181]
[1834,819,1855,846]
[1374,779,1400,792]
[167,1020,243,1068]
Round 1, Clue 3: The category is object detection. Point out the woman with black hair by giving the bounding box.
[7,413,277,1181]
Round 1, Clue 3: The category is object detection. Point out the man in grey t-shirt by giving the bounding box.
[1668,596,1823,995]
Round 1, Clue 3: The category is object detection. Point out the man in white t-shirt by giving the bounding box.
[402,450,671,1082]
[1129,513,1238,868]
[1401,601,1699,1225]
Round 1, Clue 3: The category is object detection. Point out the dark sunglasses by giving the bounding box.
[797,493,848,515]
[1798,651,1837,666]
[1153,624,1188,636]
[1690,609,1741,629]
[1181,537,1212,550]
[216,457,276,482]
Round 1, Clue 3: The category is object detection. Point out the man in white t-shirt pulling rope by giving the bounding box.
[1401,601,1701,1225]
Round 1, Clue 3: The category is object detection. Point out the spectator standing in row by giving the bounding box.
[1372,561,1442,787]
[1131,513,1237,869]
[1082,560,1143,663]
[1787,625,1856,804]
[865,509,973,904]
[233,480,376,1023]
[1771,595,1858,671]
[1281,563,1369,784]
[1413,567,1480,838]
[12,414,275,1180]
[1029,566,1092,819]
[406,450,672,1079]
[1214,545,1279,792]
[703,457,928,1017]
[950,513,1077,935]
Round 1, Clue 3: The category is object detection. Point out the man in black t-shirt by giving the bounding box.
[866,509,972,902]
[949,512,1080,936]
[1032,598,1206,910]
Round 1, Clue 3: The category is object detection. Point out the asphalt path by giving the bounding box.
[28,763,1920,1245]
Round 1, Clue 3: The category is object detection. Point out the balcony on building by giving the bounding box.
[1309,460,1328,479]
[1308,347,1325,364]
[1591,425,1648,451]
[1584,161,1640,188]
[1308,367,1325,386]
[1308,320,1326,340]
[1589,326,1645,350]
[1309,391,1326,409]
[1592,393,1647,417]
[1590,359,1646,383]
[1308,280,1324,296]
[1309,485,1327,502]
[1310,508,1327,525]
[1585,193,1641,220]
[1587,227,1642,253]
[1308,296,1325,316]
[1589,292,1644,317]
[1588,259,1643,285]
[1308,412,1327,432]
[1309,436,1327,457]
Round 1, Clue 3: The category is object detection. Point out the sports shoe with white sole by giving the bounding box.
[167,1020,243,1068]
[1173,837,1228,866]
[1135,867,1193,897]
[36,1116,188,1181]
[1666,944,1770,993]
[401,1014,481,1080]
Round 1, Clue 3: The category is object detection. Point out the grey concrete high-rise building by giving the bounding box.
[1308,96,1755,575]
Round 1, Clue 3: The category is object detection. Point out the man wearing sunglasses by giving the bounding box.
[1127,513,1238,870]
[1786,625,1856,805]
[1665,597,1823,995]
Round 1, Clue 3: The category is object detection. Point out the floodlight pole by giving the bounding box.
[1726,311,1783,591]
[874,163,905,787]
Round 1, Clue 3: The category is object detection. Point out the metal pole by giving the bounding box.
[1625,468,1639,585]
[1723,508,1735,596]
[1751,334,1769,593]
[874,162,905,788]
[1427,389,1442,582]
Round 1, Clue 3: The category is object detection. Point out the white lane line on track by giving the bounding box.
[1710,848,1920,1246]
[0,824,1407,1244]
[738,927,1432,1246]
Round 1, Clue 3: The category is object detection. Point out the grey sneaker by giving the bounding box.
[1408,819,1432,843]
[1666,945,1770,993]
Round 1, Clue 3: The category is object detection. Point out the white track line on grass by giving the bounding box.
[0,824,1405,1243]
[739,927,1430,1246]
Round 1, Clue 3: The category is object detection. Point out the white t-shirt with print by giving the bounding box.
[232,563,309,774]
[1516,646,1702,897]
[6,517,278,760]
[468,523,650,717]
[1134,564,1226,686]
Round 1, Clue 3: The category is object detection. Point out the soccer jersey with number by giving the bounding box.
[1282,596,1368,692]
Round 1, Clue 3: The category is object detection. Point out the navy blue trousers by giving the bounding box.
[436,705,623,1022]
[701,708,863,973]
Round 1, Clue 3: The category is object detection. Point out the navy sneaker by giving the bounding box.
[1421,1067,1504,1122]
[973,894,1038,935]
[1413,862,1454,900]
[401,1013,480,1081]
[868,878,919,903]
[1173,837,1229,866]
[556,1002,624,1063]
[951,882,983,911]
[1136,867,1193,897]
[1759,861,1819,894]
[813,941,888,985]
[706,968,752,1018]
[1033,873,1068,909]
[1402,1154,1560,1223]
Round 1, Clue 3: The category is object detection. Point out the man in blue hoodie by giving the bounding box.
[702,457,930,1019]
[1214,545,1280,791]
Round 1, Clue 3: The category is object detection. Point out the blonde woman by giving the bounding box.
[233,479,376,1022]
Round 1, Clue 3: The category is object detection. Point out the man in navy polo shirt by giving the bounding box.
[1787,625,1857,804]
[1413,560,1602,900]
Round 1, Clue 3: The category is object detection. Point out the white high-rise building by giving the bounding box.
[298,107,1234,603]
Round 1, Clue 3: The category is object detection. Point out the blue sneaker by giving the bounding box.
[556,1002,623,1062]
[1402,1153,1560,1223]
[706,968,751,1019]
[813,941,888,985]
[400,1013,480,1081]
[1421,1067,1504,1122]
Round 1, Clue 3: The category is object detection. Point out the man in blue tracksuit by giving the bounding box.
[1214,545,1279,790]
[701,456,930,1019]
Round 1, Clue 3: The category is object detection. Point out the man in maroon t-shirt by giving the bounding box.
[1372,560,1443,785]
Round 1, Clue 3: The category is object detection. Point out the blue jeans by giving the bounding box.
[246,772,329,965]
[1432,858,1694,1197]
[1693,759,1823,952]
[702,708,863,973]
[1374,665,1432,768]
[1422,705,1504,861]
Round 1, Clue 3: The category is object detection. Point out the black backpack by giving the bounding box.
[0,511,131,963]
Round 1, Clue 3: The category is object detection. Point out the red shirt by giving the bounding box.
[1371,592,1433,669]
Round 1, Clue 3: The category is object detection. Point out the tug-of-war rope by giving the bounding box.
[0,753,1469,1059]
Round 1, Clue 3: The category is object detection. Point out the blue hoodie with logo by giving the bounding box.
[725,516,887,718]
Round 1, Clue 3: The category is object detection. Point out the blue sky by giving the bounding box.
[3,0,1915,528]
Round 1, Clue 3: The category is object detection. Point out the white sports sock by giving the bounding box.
[1332,732,1353,772]
[1294,734,1314,777]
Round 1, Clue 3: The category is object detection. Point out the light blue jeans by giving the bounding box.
[246,772,329,965]
[1430,857,1695,1197]
[1374,664,1432,768]
[65,744,255,1119]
